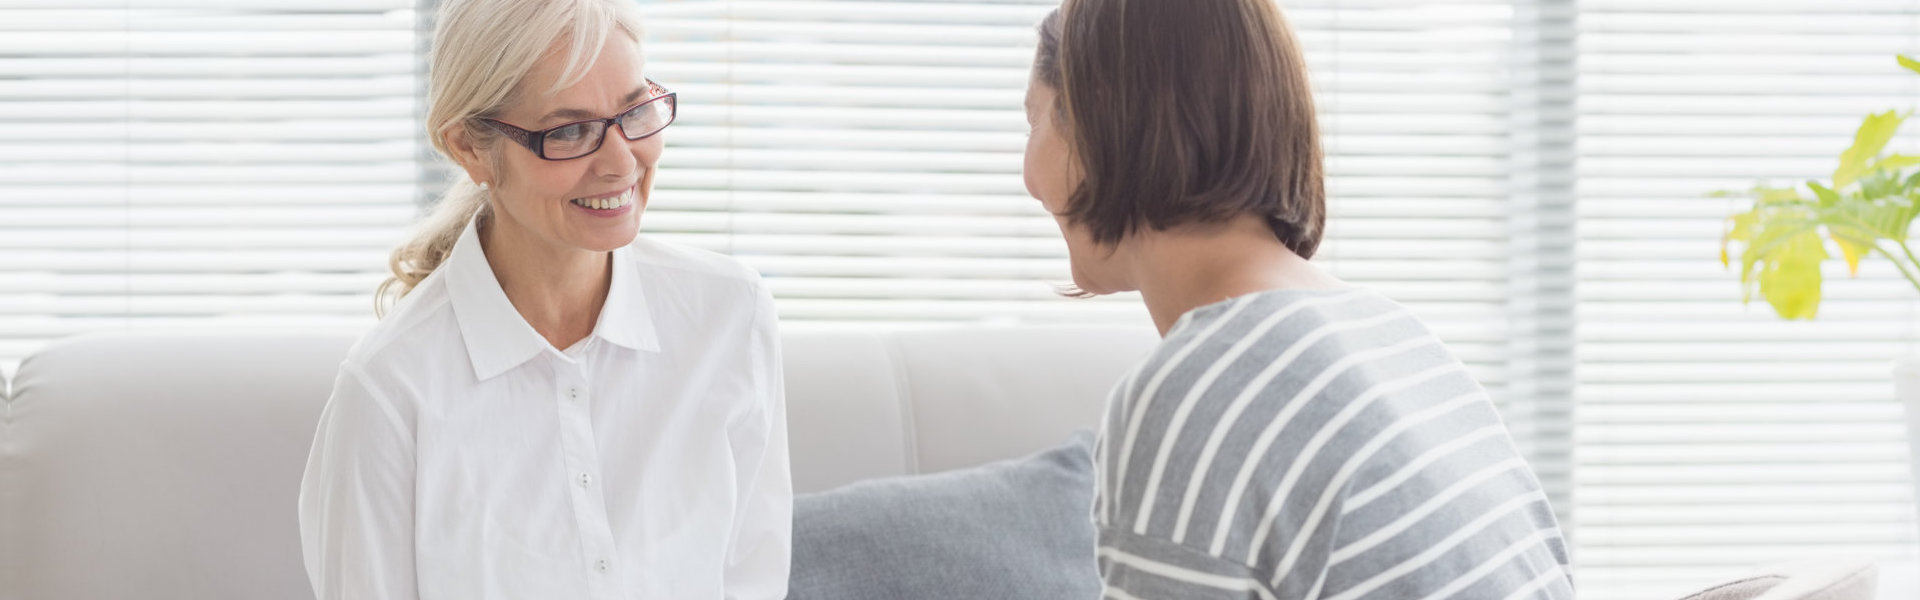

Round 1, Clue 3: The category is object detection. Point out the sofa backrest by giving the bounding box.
[0,326,1157,600]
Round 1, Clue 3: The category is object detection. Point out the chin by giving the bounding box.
[575,221,641,252]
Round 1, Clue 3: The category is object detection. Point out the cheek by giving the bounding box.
[532,166,586,203]
[1058,216,1097,256]
[634,138,665,198]
[1024,137,1071,211]
[501,150,555,186]
[633,136,665,168]
[1022,139,1044,200]
[497,156,569,211]
[1055,217,1110,292]
[1049,213,1094,267]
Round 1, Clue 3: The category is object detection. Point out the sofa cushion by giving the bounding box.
[780,330,912,494]
[6,332,356,600]
[1682,576,1788,600]
[1676,562,1881,600]
[788,432,1100,600]
[3,327,1150,599]
[892,326,1154,475]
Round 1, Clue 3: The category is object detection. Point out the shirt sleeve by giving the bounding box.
[1099,528,1278,600]
[724,282,794,600]
[298,362,419,600]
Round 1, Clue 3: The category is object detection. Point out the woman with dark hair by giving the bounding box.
[1025,1,1574,598]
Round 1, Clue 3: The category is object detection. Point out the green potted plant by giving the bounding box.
[1719,55,1920,528]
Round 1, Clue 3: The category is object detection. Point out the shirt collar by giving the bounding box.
[444,217,660,381]
[593,243,660,354]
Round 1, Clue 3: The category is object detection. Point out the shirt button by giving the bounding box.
[578,473,593,488]
[568,387,581,402]
[595,558,610,573]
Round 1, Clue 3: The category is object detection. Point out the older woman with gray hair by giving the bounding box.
[297,1,790,598]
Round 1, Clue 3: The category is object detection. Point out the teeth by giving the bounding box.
[571,189,634,210]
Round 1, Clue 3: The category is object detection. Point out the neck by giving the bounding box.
[478,213,611,350]
[1124,217,1348,336]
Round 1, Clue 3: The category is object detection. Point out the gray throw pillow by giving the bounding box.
[787,432,1099,600]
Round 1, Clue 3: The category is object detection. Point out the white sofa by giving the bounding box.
[0,326,1158,600]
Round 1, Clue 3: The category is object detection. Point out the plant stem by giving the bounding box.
[1900,240,1920,294]
[1869,244,1920,293]
[1823,214,1920,293]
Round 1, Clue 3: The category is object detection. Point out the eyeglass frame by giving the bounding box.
[475,79,677,161]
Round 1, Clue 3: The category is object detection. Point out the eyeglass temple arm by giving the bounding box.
[479,119,540,154]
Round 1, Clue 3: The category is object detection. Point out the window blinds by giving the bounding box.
[0,1,419,375]
[11,3,1912,598]
[634,0,1573,526]
[1574,1,1920,598]
[0,0,1574,550]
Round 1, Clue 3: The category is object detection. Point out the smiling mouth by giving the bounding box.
[569,187,636,210]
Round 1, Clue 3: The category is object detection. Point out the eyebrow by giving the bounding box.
[539,86,651,124]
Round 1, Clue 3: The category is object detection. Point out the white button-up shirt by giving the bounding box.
[298,218,790,600]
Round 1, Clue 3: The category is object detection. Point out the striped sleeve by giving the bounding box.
[1099,529,1277,600]
[1093,290,1574,600]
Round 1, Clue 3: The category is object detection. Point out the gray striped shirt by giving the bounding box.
[1094,288,1573,600]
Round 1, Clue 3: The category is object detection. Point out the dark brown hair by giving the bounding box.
[1034,0,1325,258]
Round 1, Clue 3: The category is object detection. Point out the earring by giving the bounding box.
[478,182,490,191]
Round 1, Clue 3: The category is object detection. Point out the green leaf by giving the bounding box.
[1860,168,1904,200]
[1833,234,1871,276]
[1835,110,1905,188]
[1721,210,1758,268]
[1736,215,1818,303]
[1759,257,1824,320]
[1750,185,1808,206]
[1901,54,1920,75]
[1755,229,1829,320]
[1829,195,1917,243]
[1875,154,1920,171]
[1808,181,1841,208]
[1884,195,1918,241]
[1903,195,1920,239]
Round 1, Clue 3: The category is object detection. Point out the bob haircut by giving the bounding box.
[1034,0,1326,258]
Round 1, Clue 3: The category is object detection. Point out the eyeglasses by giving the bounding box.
[477,79,677,161]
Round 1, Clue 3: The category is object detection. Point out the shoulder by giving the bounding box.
[336,274,464,410]
[1160,288,1413,356]
[627,237,765,290]
[624,237,775,326]
[1130,288,1490,463]
[1131,289,1430,402]
[624,237,778,345]
[1097,287,1498,543]
[1177,288,1419,349]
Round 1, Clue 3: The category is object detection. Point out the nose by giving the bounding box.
[587,123,639,177]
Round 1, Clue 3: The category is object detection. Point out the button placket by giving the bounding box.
[553,365,620,597]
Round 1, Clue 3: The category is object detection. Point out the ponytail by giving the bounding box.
[375,180,491,317]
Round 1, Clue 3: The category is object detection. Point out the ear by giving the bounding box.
[443,124,497,186]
